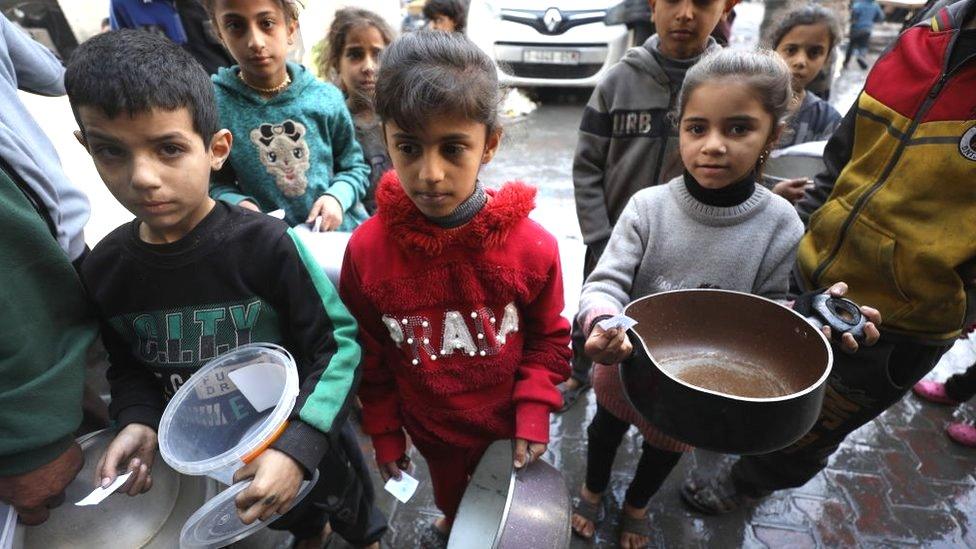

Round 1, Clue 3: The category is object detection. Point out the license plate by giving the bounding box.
[522,49,580,65]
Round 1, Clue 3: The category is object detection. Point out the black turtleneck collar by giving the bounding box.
[683,171,756,207]
[428,180,487,228]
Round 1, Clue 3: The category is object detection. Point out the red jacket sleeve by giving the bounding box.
[513,239,572,444]
[338,244,407,463]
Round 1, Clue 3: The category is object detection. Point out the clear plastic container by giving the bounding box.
[179,470,319,549]
[158,343,299,485]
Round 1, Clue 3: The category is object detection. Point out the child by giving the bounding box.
[320,8,396,214]
[338,31,571,547]
[423,0,468,33]
[571,49,804,549]
[203,0,371,232]
[766,4,843,203]
[843,0,886,69]
[564,0,737,411]
[65,30,386,549]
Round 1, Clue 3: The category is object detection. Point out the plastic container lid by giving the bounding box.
[180,470,319,549]
[159,343,299,478]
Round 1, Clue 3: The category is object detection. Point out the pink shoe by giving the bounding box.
[946,422,976,448]
[913,380,961,405]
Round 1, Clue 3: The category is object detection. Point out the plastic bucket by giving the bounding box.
[158,343,300,485]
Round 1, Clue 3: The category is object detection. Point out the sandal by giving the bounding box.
[618,511,652,548]
[680,470,764,515]
[571,495,605,539]
[559,380,591,412]
[419,521,449,549]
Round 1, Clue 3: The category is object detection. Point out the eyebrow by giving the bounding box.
[85,130,189,143]
[392,132,474,142]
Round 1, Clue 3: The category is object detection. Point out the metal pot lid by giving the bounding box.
[180,470,318,549]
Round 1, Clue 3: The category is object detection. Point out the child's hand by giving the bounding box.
[513,439,546,469]
[821,282,882,353]
[772,178,812,204]
[232,448,304,524]
[584,325,634,364]
[307,195,344,231]
[377,454,411,482]
[94,423,157,496]
[238,200,261,212]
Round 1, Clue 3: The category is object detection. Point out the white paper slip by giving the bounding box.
[383,471,419,504]
[311,216,323,233]
[228,363,285,413]
[597,314,638,332]
[75,472,132,506]
[268,209,286,220]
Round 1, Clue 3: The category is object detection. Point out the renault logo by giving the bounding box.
[543,7,563,32]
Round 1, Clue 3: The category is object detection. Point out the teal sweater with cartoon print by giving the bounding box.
[211,62,370,231]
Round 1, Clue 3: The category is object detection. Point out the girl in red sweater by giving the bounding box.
[337,31,571,545]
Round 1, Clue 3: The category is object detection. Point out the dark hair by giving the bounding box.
[676,49,793,127]
[422,0,469,32]
[199,0,302,24]
[64,29,219,144]
[765,4,842,50]
[319,8,396,85]
[375,31,500,134]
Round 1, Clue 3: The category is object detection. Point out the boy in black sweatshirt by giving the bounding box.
[68,30,385,548]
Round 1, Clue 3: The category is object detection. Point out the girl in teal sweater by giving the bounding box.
[204,0,370,232]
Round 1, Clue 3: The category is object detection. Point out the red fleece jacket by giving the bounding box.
[339,173,571,463]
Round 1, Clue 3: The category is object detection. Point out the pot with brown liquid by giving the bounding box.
[620,289,835,455]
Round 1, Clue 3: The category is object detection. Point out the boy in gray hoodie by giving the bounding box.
[562,0,738,408]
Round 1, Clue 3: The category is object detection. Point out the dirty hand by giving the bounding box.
[822,282,882,353]
[238,199,261,212]
[584,325,633,364]
[513,439,546,469]
[233,449,303,524]
[377,454,411,482]
[771,178,811,204]
[95,423,158,496]
[306,195,343,231]
[0,442,83,525]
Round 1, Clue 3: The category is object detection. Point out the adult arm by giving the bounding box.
[1,15,64,96]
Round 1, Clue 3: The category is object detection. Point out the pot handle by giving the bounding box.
[806,294,867,344]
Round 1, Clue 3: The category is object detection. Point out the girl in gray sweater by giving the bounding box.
[571,49,805,548]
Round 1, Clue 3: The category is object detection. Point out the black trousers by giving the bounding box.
[570,244,604,384]
[945,362,976,402]
[731,337,951,494]
[585,405,683,509]
[270,422,387,545]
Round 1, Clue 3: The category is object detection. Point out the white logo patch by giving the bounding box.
[961,126,976,162]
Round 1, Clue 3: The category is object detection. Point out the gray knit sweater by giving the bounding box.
[578,177,804,331]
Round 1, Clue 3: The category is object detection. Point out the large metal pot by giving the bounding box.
[448,440,571,549]
[621,289,834,455]
[18,429,210,548]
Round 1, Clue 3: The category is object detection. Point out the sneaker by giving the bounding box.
[946,422,976,447]
[912,380,961,405]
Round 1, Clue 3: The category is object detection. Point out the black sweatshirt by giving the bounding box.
[81,201,361,474]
